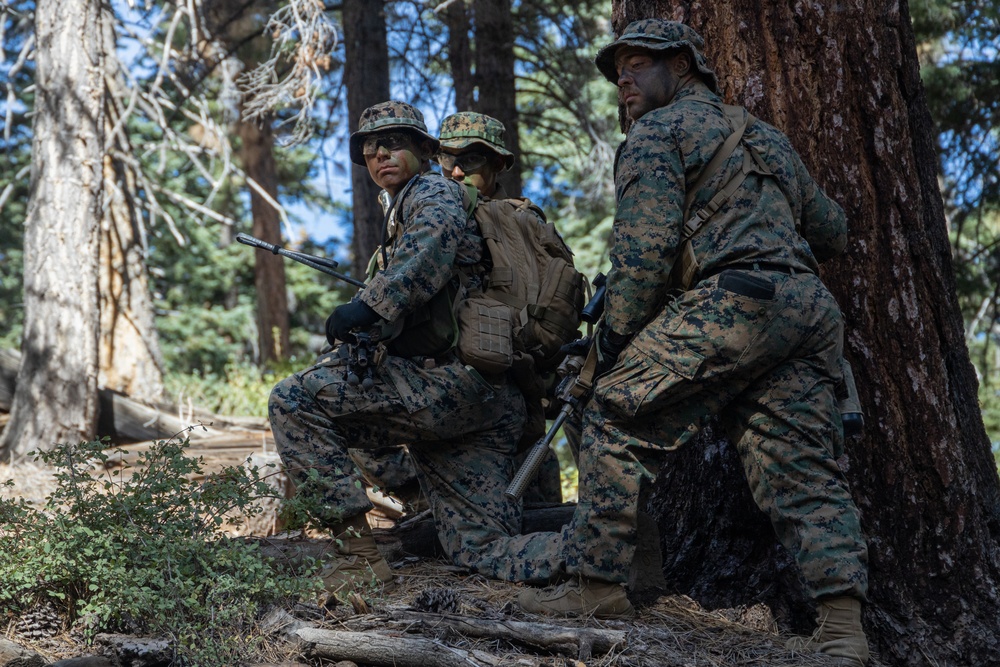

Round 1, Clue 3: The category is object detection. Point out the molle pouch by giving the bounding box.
[718,270,776,300]
[456,295,515,375]
[387,283,459,359]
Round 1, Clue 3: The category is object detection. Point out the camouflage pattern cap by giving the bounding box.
[349,101,440,165]
[594,19,718,93]
[438,112,515,171]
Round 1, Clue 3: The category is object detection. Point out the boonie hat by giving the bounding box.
[349,101,440,165]
[438,112,515,171]
[594,19,718,93]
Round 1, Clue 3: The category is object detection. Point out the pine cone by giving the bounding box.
[412,587,461,614]
[15,598,63,640]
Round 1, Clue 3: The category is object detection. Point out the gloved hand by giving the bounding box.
[559,337,591,359]
[594,326,629,378]
[325,299,381,345]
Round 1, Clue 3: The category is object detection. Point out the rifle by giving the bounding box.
[235,232,365,288]
[236,233,385,389]
[505,273,607,500]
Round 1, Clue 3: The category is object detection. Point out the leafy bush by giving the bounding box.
[0,438,319,666]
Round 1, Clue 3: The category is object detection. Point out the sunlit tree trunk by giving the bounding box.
[239,116,291,364]
[343,0,390,272]
[473,0,521,196]
[0,0,104,459]
[612,1,1000,664]
[99,6,164,401]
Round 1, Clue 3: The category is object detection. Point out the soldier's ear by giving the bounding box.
[671,50,693,77]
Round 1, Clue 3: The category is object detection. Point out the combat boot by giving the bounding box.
[319,513,395,600]
[786,596,869,666]
[518,577,635,619]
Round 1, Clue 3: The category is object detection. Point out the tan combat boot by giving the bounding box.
[319,513,395,601]
[518,577,635,619]
[786,596,869,666]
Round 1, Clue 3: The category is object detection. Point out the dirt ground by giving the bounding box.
[0,460,867,667]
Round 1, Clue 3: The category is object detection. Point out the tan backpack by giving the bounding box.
[457,192,586,376]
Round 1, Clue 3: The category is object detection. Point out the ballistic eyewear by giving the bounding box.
[436,152,490,174]
[362,132,414,158]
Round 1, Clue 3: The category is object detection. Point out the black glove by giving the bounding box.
[559,337,591,359]
[594,326,629,377]
[325,299,381,345]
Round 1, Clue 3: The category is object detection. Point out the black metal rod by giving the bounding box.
[235,233,365,288]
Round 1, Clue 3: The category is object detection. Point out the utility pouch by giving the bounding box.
[387,283,459,359]
[456,294,515,375]
[718,270,776,300]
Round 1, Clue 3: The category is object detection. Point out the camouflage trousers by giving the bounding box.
[479,270,869,598]
[268,348,529,570]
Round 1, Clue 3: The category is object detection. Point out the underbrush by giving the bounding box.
[163,360,304,418]
[0,438,319,666]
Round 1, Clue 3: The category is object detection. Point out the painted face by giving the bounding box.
[615,48,683,121]
[436,148,500,196]
[363,131,424,196]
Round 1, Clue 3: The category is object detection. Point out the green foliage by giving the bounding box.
[0,438,318,666]
[163,359,304,418]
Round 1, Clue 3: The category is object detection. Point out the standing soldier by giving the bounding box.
[268,101,527,600]
[515,19,870,667]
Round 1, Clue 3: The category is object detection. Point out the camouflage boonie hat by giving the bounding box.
[349,101,440,165]
[595,19,718,93]
[438,112,515,171]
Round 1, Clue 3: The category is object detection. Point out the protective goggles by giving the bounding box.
[362,132,413,158]
[435,152,490,174]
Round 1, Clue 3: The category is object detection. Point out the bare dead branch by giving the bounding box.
[238,0,339,145]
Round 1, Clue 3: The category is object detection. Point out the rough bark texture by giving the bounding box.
[0,0,105,459]
[344,0,390,271]
[612,2,1000,665]
[472,0,522,197]
[238,117,291,364]
[99,6,164,402]
[444,1,475,112]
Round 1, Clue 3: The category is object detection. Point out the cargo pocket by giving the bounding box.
[595,344,704,419]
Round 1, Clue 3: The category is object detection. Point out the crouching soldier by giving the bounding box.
[268,101,527,599]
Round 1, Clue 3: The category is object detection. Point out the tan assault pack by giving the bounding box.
[457,193,586,376]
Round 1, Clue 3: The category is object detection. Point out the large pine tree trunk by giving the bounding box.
[472,0,521,197]
[444,0,474,112]
[612,2,1000,665]
[343,0,390,272]
[0,0,105,459]
[99,6,164,402]
[238,117,291,364]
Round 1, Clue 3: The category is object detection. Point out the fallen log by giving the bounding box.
[387,609,627,662]
[1,347,266,444]
[293,626,545,667]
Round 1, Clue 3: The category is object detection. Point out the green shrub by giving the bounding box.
[0,438,319,666]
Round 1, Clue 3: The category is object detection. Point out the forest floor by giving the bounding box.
[0,458,877,667]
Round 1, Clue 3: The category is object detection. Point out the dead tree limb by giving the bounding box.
[387,610,627,661]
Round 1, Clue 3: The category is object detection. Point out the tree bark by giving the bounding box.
[472,0,521,197]
[444,1,475,111]
[238,116,291,364]
[343,0,390,272]
[99,5,164,402]
[612,2,1000,665]
[0,0,105,459]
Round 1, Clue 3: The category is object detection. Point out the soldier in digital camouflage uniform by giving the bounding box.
[348,111,565,507]
[514,19,870,667]
[268,101,527,599]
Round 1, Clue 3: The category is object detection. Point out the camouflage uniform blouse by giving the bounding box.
[606,81,847,338]
[357,172,482,323]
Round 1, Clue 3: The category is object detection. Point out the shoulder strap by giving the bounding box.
[682,105,752,232]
